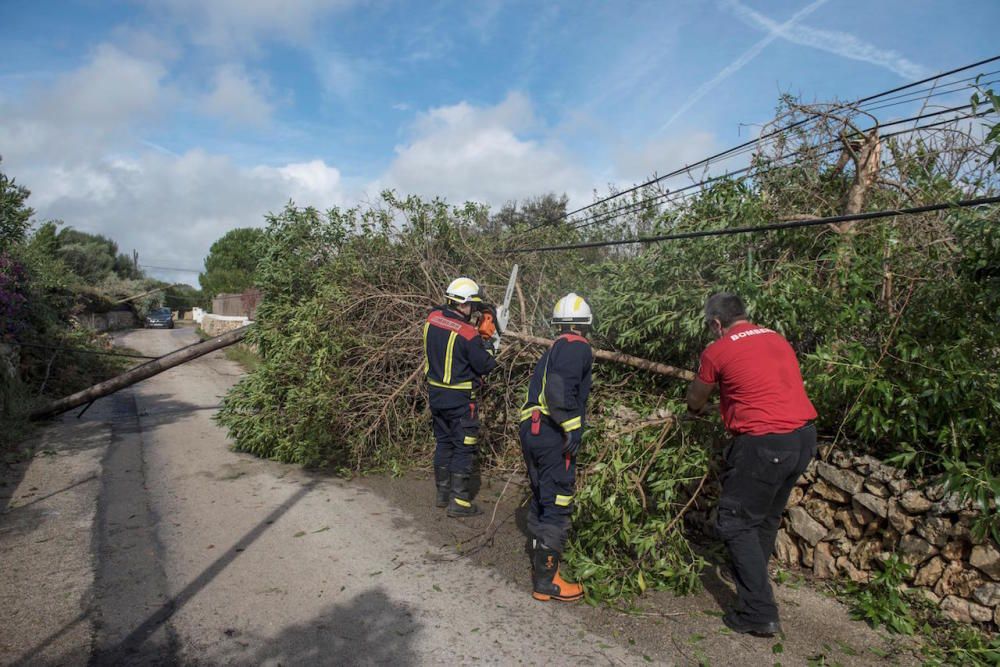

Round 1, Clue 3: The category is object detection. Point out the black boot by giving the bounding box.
[531,541,583,601]
[446,472,481,517]
[722,611,781,637]
[434,466,450,508]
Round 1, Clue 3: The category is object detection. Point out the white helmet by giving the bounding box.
[445,277,483,304]
[552,293,592,326]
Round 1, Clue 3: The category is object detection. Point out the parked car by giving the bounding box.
[145,307,175,329]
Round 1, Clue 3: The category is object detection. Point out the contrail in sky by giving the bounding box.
[657,0,830,134]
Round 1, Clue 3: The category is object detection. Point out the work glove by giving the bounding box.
[562,428,583,457]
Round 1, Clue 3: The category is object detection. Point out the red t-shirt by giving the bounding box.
[697,321,817,435]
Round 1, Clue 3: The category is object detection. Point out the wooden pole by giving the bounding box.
[504,330,695,381]
[30,326,251,421]
[114,283,180,305]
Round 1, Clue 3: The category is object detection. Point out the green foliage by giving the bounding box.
[56,227,120,283]
[199,227,267,297]
[0,158,34,252]
[0,165,134,448]
[846,554,915,635]
[567,419,710,599]
[215,96,1000,607]
[971,83,1000,167]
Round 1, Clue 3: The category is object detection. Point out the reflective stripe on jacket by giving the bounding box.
[423,306,498,395]
[520,333,592,432]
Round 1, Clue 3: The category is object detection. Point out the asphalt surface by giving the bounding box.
[1,327,653,666]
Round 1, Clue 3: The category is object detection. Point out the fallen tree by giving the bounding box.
[215,96,1000,604]
[31,326,249,420]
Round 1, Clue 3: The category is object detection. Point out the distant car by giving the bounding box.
[145,307,175,329]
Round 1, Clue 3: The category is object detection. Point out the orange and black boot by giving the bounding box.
[434,466,450,508]
[531,541,584,602]
[446,473,481,517]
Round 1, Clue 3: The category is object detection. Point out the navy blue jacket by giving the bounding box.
[520,333,593,432]
[423,305,498,409]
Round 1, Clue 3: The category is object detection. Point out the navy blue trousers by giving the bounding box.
[520,419,576,552]
[431,401,480,474]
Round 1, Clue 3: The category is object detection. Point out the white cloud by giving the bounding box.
[0,44,170,164]
[0,39,347,287]
[203,65,274,126]
[20,152,347,286]
[149,0,356,52]
[725,0,929,80]
[385,93,590,206]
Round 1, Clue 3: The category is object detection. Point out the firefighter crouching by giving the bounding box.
[424,277,499,518]
[519,293,593,602]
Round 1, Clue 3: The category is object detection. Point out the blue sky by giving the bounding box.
[1,0,996,285]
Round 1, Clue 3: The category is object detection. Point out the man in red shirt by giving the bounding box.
[687,292,817,637]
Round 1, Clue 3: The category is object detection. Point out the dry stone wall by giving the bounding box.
[689,448,999,629]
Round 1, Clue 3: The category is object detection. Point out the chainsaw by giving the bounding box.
[477,264,518,353]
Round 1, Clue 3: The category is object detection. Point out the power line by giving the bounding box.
[141,265,203,273]
[561,107,993,233]
[522,55,1000,234]
[501,196,1000,254]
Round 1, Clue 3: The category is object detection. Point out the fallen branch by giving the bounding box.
[504,330,695,381]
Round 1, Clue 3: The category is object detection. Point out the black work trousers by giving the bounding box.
[716,423,817,624]
[520,419,575,553]
[431,401,480,474]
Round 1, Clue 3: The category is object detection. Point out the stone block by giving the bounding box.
[853,493,888,519]
[836,556,870,584]
[835,508,864,540]
[813,542,838,579]
[970,543,1000,581]
[900,490,932,514]
[887,500,915,536]
[887,478,912,496]
[774,529,799,566]
[916,516,952,548]
[805,498,837,529]
[816,461,863,495]
[970,600,994,623]
[941,540,970,562]
[785,485,805,507]
[899,534,938,567]
[913,556,946,588]
[864,479,890,498]
[811,480,851,504]
[934,562,983,599]
[788,505,827,547]
[801,544,815,568]
[850,538,883,570]
[940,596,975,623]
[973,582,1000,608]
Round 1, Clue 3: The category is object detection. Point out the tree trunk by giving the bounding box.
[30,326,251,421]
[504,330,695,381]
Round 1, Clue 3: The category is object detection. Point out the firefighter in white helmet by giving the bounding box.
[422,277,499,517]
[518,293,593,601]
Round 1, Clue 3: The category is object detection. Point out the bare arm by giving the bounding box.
[686,378,716,415]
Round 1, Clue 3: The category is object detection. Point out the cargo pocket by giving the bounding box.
[750,447,796,484]
[715,496,744,540]
[460,402,481,446]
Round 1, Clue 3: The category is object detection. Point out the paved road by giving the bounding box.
[1,328,650,666]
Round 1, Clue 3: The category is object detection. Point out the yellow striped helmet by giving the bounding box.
[445,277,483,304]
[552,293,592,325]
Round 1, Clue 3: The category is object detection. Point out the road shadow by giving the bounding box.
[220,587,422,666]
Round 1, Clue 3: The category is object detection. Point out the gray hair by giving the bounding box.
[704,293,747,328]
